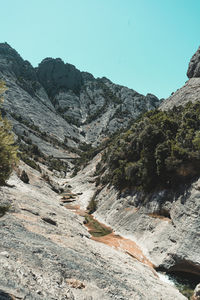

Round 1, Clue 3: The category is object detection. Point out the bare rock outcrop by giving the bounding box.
[160,77,200,110]
[93,183,200,277]
[161,46,200,110]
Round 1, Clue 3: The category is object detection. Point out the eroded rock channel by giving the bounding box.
[65,202,154,269]
[63,190,200,299]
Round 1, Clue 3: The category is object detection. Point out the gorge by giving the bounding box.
[0,43,199,300]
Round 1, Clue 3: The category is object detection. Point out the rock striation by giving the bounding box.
[69,152,200,277]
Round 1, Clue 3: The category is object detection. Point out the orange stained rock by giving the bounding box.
[91,232,154,268]
[65,204,154,269]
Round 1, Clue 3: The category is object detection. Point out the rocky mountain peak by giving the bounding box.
[36,57,83,98]
[0,42,36,82]
[0,43,160,148]
[187,46,200,78]
[0,42,19,57]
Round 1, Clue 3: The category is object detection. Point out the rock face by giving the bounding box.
[93,184,200,276]
[0,43,159,149]
[36,58,83,98]
[161,45,200,110]
[1,43,200,299]
[187,46,200,78]
[160,77,200,110]
[0,163,186,300]
[69,154,200,280]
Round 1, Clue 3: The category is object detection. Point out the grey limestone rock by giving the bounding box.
[94,182,200,276]
[161,46,200,110]
[187,46,200,78]
[69,155,200,286]
[160,78,200,110]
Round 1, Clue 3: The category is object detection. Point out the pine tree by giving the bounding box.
[0,81,18,185]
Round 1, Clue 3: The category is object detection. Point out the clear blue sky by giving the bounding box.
[0,0,200,99]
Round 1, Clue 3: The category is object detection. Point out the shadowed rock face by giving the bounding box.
[187,46,200,78]
[36,58,83,98]
[0,290,13,300]
[0,43,36,81]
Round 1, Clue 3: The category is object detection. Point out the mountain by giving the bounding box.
[0,43,159,151]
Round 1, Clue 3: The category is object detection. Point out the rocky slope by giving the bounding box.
[0,43,159,151]
[93,183,200,276]
[0,162,186,300]
[161,46,200,110]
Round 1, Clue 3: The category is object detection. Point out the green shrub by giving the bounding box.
[0,205,10,217]
[0,82,18,185]
[19,152,41,172]
[87,197,97,214]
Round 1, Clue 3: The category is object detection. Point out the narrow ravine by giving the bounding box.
[62,190,199,299]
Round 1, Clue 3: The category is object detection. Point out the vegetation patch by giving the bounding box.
[87,197,97,214]
[167,272,199,299]
[0,205,10,217]
[96,101,200,192]
[0,82,18,186]
[84,214,112,237]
